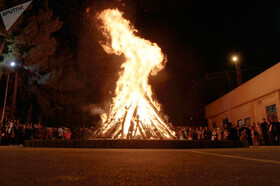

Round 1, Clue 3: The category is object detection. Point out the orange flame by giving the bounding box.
[95,9,176,139]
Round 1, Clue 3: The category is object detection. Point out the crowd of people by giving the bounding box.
[176,117,280,146]
[1,117,280,146]
[0,118,96,146]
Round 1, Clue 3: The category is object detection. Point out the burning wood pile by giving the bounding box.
[93,9,176,139]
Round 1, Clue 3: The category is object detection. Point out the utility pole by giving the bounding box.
[0,32,8,81]
[0,32,8,56]
[1,73,9,123]
[11,71,18,118]
[232,56,242,86]
[27,102,33,123]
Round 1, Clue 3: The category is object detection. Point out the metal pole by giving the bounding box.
[0,32,8,56]
[11,71,18,118]
[1,73,10,123]
[235,61,242,86]
[0,33,8,81]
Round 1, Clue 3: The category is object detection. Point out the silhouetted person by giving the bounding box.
[271,118,280,145]
[204,127,211,140]
[246,125,252,146]
[268,118,274,145]
[229,124,238,140]
[261,118,269,145]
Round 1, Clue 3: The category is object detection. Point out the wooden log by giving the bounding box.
[93,124,105,138]
[126,120,135,139]
[99,111,118,135]
[145,96,176,138]
[145,121,158,139]
[121,111,128,138]
[137,120,146,139]
[153,115,176,139]
[94,106,120,137]
[105,120,119,138]
[113,127,122,139]
[149,119,164,139]
[144,94,167,124]
[133,115,140,137]
[140,122,153,139]
[127,105,139,139]
[121,104,132,138]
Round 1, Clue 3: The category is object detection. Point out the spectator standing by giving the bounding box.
[45,127,53,140]
[78,128,83,139]
[211,128,217,141]
[15,125,21,145]
[217,127,223,141]
[197,127,204,140]
[187,130,193,140]
[53,128,59,139]
[251,123,259,146]
[256,122,264,145]
[194,128,198,140]
[229,124,238,140]
[240,129,248,143]
[268,119,273,145]
[178,129,184,140]
[261,118,269,145]
[182,129,188,139]
[223,128,229,140]
[22,125,27,141]
[33,124,39,139]
[38,124,45,140]
[246,125,253,146]
[271,118,280,145]
[223,124,230,140]
[64,129,72,139]
[9,123,16,145]
[58,127,64,139]
[25,124,33,140]
[204,127,211,140]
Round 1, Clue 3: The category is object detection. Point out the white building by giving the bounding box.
[206,62,280,129]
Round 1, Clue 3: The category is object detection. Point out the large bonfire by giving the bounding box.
[94,9,176,139]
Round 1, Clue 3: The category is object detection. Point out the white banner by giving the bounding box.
[0,1,32,31]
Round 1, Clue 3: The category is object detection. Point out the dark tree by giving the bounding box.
[0,0,63,123]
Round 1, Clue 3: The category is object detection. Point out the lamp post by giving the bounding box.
[232,56,242,86]
[1,62,16,123]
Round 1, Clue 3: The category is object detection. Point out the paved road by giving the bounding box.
[0,146,280,185]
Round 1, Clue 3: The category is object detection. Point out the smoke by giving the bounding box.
[83,104,106,115]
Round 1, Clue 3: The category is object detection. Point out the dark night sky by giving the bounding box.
[48,0,280,125]
[134,0,280,71]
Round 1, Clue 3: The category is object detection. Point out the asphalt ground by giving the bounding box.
[0,146,280,186]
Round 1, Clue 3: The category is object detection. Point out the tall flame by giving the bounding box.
[94,9,176,139]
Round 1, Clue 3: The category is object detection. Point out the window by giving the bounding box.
[244,117,251,126]
[266,104,277,119]
[237,119,243,127]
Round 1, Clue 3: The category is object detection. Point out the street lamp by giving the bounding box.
[232,56,242,86]
[10,61,16,67]
[1,61,17,123]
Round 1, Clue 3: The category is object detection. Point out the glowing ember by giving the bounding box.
[94,9,176,139]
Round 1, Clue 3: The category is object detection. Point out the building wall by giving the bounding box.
[206,62,280,129]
